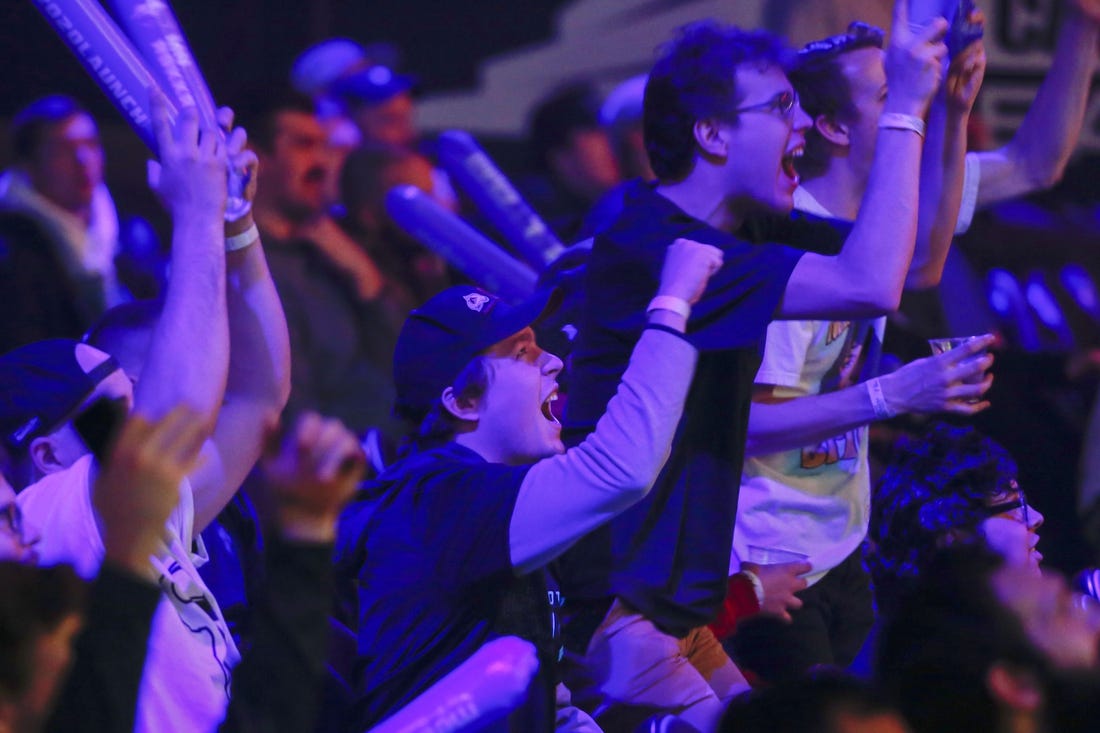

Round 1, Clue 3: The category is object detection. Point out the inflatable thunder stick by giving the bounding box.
[109,0,219,131]
[437,130,566,272]
[386,185,539,303]
[29,0,178,153]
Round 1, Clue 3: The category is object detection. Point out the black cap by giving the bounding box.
[392,286,559,422]
[0,339,119,453]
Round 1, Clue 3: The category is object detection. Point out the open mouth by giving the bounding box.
[540,392,560,425]
[781,145,804,182]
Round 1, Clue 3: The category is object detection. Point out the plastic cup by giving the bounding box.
[929,335,987,401]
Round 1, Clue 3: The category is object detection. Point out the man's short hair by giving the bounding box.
[643,20,794,182]
[790,22,886,181]
[10,95,89,163]
[0,561,86,702]
[877,544,1047,733]
[233,89,317,153]
[868,422,1019,613]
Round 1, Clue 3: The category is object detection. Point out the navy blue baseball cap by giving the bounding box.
[0,339,120,453]
[393,286,559,422]
[332,64,415,106]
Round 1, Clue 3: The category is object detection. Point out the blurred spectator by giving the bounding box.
[521,82,621,242]
[0,96,155,353]
[0,562,87,733]
[290,38,372,204]
[599,74,653,182]
[877,544,1100,733]
[244,91,404,441]
[339,143,455,307]
[331,59,418,150]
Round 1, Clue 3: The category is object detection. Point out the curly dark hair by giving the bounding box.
[644,20,794,182]
[868,423,1018,613]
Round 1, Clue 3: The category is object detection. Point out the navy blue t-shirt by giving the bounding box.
[341,442,557,731]
[558,180,804,638]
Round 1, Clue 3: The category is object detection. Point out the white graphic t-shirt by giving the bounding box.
[19,454,240,733]
[734,161,981,586]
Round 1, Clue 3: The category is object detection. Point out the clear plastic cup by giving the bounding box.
[929,335,988,402]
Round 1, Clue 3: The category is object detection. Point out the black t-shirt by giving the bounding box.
[558,180,804,638]
[342,442,557,731]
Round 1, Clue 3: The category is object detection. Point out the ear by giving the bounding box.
[986,663,1043,713]
[814,113,850,147]
[28,435,67,476]
[440,386,481,423]
[692,118,728,158]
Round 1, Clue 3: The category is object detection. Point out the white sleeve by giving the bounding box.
[955,152,981,235]
[509,328,697,575]
[755,319,816,389]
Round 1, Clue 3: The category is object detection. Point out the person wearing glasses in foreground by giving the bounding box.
[553,5,949,731]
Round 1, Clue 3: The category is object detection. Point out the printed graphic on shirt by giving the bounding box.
[153,544,239,699]
[800,321,881,470]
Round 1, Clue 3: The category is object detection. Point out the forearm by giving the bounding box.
[837,126,923,307]
[976,7,1098,207]
[191,237,291,531]
[909,103,969,289]
[134,218,228,421]
[225,236,291,409]
[781,128,923,319]
[509,327,697,574]
[745,384,880,457]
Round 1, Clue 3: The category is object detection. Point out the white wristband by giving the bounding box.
[740,569,765,606]
[225,223,260,252]
[866,378,897,420]
[647,295,691,319]
[878,112,926,139]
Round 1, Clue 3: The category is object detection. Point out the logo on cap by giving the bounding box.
[463,293,491,312]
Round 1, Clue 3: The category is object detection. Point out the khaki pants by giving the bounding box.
[562,599,750,733]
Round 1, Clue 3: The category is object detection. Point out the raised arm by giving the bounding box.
[974,0,1100,207]
[190,113,292,531]
[508,239,721,575]
[908,33,987,289]
[780,1,947,319]
[133,101,229,428]
[745,334,995,456]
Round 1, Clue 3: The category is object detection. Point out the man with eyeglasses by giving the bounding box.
[555,5,949,730]
[729,0,1099,684]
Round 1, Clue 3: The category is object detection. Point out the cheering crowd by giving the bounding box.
[2,1,1100,731]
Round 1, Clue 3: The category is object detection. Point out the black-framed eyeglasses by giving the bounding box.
[0,501,23,538]
[984,485,1031,528]
[732,90,799,121]
[798,22,886,61]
